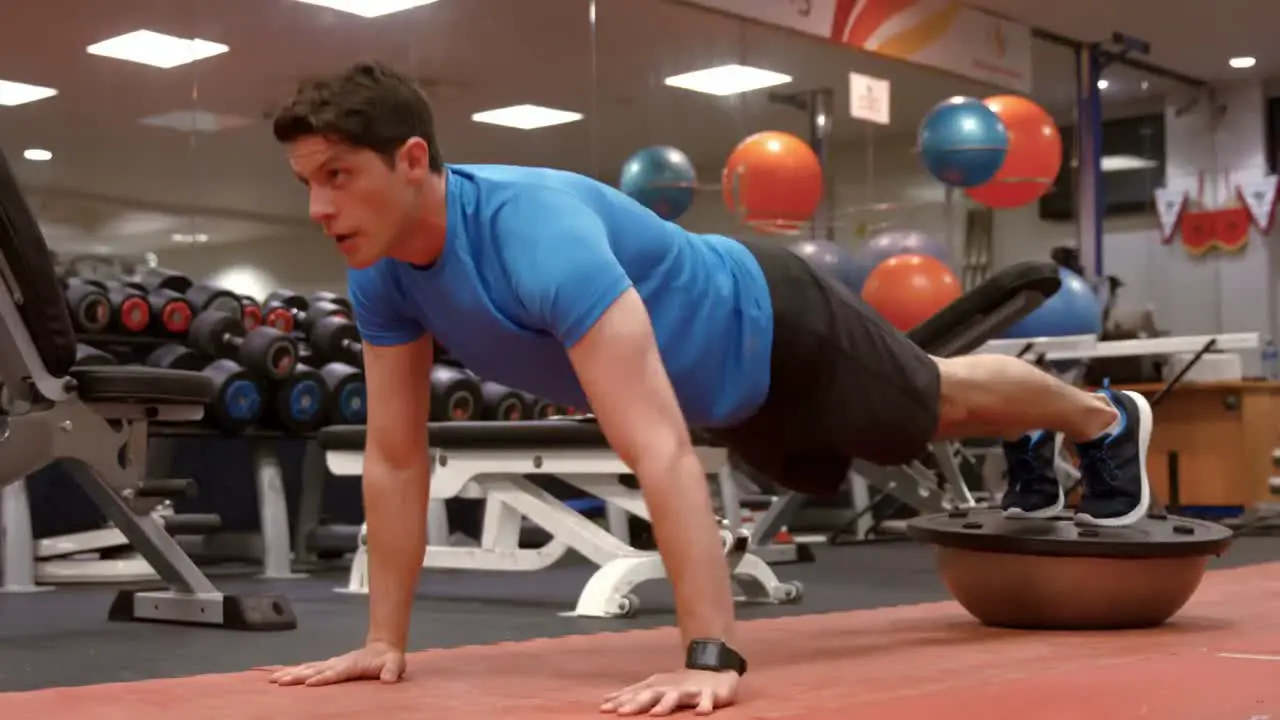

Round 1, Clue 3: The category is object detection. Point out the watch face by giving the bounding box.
[689,641,724,667]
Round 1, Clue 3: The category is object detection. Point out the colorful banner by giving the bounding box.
[680,0,1033,93]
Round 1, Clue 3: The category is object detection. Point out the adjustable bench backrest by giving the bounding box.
[0,148,79,404]
[907,262,1062,359]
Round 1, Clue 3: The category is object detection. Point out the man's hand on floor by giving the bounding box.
[268,641,406,687]
[600,668,740,716]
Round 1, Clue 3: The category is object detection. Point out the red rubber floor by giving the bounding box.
[2,562,1277,719]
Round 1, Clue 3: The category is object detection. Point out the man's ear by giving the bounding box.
[398,137,432,179]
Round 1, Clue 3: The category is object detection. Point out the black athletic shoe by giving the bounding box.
[1001,431,1064,518]
[1073,389,1152,527]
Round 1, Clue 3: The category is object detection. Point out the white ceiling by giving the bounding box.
[0,0,1195,254]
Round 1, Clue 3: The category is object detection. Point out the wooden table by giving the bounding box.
[1114,381,1280,510]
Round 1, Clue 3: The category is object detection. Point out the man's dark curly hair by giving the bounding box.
[273,60,443,172]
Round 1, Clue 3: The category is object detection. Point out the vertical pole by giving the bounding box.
[1075,44,1106,281]
[808,89,835,241]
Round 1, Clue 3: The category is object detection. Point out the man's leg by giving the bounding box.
[932,353,1151,526]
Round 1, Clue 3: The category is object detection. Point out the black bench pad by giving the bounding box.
[71,366,216,405]
[908,261,1061,353]
[319,419,719,452]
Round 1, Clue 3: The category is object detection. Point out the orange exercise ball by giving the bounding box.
[964,95,1063,210]
[861,253,963,332]
[721,131,824,229]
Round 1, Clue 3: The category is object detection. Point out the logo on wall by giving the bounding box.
[1152,172,1275,255]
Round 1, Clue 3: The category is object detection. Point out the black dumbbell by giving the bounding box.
[264,289,309,314]
[262,364,331,434]
[519,392,558,420]
[108,279,193,336]
[74,344,117,367]
[430,365,483,422]
[186,310,298,381]
[309,314,362,367]
[77,278,151,334]
[319,362,366,425]
[138,267,193,295]
[64,278,112,334]
[478,379,530,421]
[146,345,265,433]
[186,284,248,319]
[308,291,353,315]
[239,295,264,331]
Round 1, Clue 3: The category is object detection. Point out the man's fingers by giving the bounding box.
[617,688,662,716]
[379,663,402,683]
[303,665,352,687]
[694,687,716,715]
[647,689,683,716]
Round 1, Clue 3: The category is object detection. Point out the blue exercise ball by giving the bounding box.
[849,228,952,292]
[918,96,1009,188]
[619,145,697,221]
[1001,267,1104,339]
[788,239,861,293]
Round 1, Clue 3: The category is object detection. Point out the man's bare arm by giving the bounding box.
[566,288,736,646]
[361,335,434,650]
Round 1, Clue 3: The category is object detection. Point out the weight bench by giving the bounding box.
[0,148,295,630]
[317,419,802,618]
[741,261,1063,548]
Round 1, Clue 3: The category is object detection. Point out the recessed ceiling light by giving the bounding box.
[1096,79,1110,90]
[471,105,584,130]
[1229,56,1257,69]
[0,79,58,107]
[170,232,210,244]
[87,30,229,69]
[664,64,793,96]
[23,149,52,162]
[293,0,442,17]
[139,109,255,133]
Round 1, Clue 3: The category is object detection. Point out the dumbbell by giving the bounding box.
[63,278,112,334]
[74,278,151,334]
[145,344,264,433]
[519,392,559,420]
[239,295,264,331]
[430,365,483,421]
[308,291,353,315]
[185,283,251,320]
[138,267,193,295]
[478,379,530,421]
[261,364,331,434]
[109,279,194,336]
[297,300,350,337]
[259,289,310,334]
[320,362,366,425]
[309,314,362,367]
[186,310,298,381]
[74,344,117,367]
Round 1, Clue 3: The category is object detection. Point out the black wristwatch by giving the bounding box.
[685,638,748,676]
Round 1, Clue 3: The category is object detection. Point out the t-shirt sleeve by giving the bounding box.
[346,264,427,347]
[494,189,633,347]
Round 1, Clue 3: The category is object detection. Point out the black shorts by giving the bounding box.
[710,237,942,496]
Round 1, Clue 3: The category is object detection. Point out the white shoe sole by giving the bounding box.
[1002,486,1065,519]
[1074,390,1153,527]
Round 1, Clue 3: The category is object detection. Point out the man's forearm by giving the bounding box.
[363,459,432,650]
[636,450,737,647]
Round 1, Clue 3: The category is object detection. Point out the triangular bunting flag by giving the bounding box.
[1153,187,1186,244]
[1235,175,1280,233]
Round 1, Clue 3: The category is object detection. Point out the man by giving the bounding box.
[267,61,1151,716]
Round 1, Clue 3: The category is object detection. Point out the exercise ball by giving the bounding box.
[722,131,824,229]
[788,239,861,293]
[619,145,698,221]
[965,95,1063,209]
[918,96,1009,188]
[861,253,963,332]
[1001,267,1103,339]
[849,228,952,292]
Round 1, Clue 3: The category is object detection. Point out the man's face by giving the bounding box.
[288,135,421,269]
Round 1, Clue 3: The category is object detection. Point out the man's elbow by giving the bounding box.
[623,427,697,487]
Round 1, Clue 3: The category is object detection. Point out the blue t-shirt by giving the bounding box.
[347,164,774,428]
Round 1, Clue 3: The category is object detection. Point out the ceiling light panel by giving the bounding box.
[0,79,58,107]
[87,30,229,69]
[472,105,584,130]
[293,0,442,17]
[664,64,792,96]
